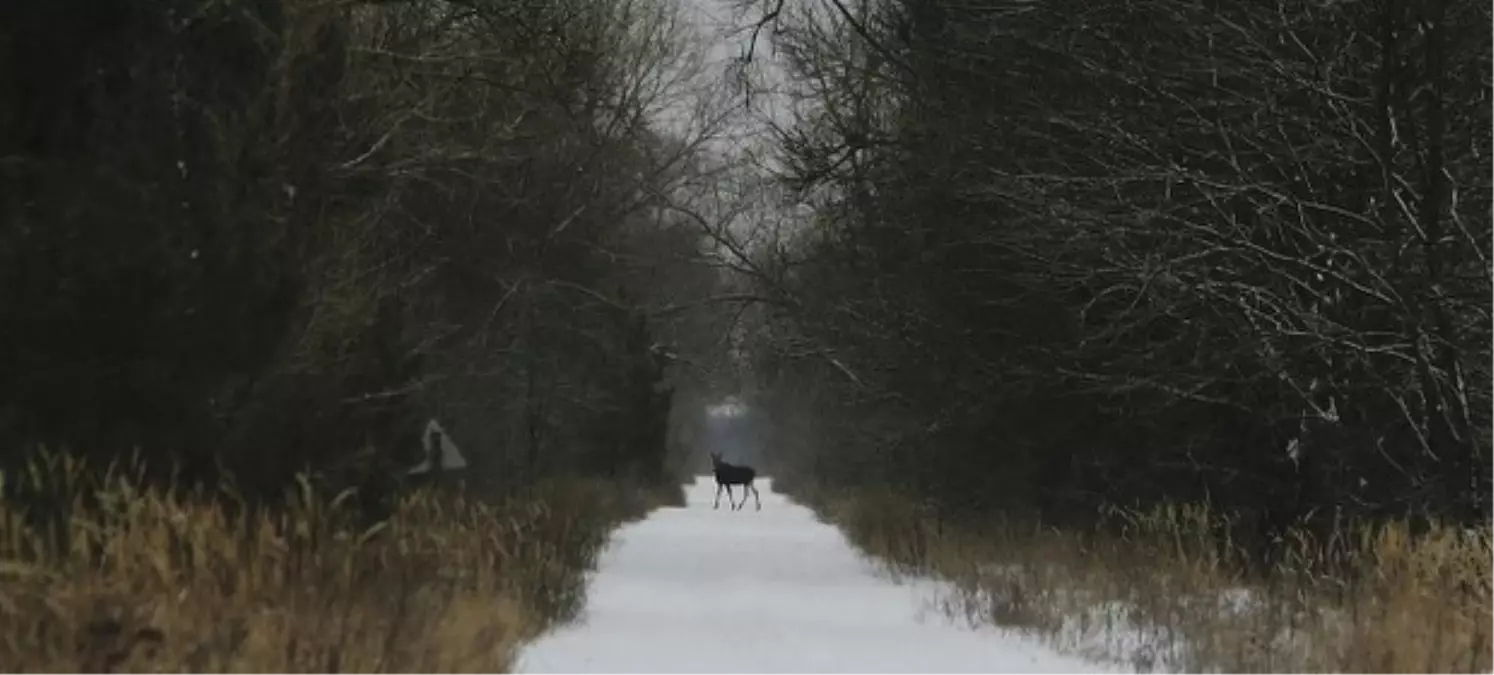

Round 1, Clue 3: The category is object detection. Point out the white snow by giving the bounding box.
[517,476,1120,673]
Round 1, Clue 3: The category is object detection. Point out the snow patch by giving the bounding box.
[517,477,1119,673]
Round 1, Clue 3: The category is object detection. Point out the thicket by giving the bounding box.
[737,0,1491,549]
[728,0,1492,666]
[1,0,733,501]
[2,1,742,668]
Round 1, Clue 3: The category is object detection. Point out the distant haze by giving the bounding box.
[702,399,763,466]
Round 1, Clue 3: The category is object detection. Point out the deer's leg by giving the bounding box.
[725,484,736,510]
[751,483,761,510]
[714,483,723,509]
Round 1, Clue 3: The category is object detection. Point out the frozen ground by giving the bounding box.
[517,476,1119,673]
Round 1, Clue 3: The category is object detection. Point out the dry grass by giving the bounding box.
[784,482,1493,673]
[0,455,667,672]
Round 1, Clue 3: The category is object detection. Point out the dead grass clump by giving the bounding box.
[793,485,1493,673]
[0,457,660,672]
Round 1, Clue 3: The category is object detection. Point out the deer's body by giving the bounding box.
[710,452,761,511]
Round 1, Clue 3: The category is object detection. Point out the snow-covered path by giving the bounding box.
[517,477,1113,673]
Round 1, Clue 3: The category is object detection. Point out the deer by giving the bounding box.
[710,451,761,511]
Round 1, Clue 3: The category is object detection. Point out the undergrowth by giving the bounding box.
[778,478,1493,673]
[0,453,671,672]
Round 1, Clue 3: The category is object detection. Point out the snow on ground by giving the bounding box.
[517,476,1120,673]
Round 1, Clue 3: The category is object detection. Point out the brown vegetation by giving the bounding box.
[781,479,1492,673]
[0,454,672,672]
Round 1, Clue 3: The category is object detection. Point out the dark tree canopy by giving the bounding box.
[0,0,737,503]
[735,0,1492,543]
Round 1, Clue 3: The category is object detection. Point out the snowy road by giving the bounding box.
[517,476,1113,673]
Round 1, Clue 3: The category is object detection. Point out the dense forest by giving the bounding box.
[0,0,1489,669]
[0,0,756,668]
[0,0,747,503]
[2,0,1488,577]
[731,0,1491,546]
